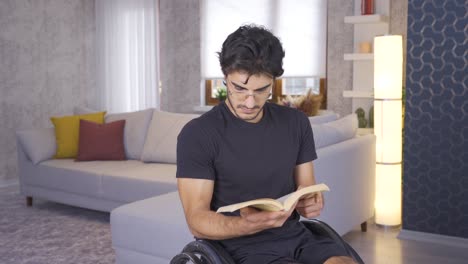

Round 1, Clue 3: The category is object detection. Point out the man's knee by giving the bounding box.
[324,256,357,264]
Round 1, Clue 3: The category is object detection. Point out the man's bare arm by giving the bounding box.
[294,161,324,218]
[177,178,296,240]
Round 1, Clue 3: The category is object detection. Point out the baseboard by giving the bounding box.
[0,178,19,188]
[398,229,468,249]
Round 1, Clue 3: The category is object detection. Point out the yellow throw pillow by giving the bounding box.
[50,112,106,158]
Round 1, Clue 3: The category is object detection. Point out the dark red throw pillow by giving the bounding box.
[76,119,126,161]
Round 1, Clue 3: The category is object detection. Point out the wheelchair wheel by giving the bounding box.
[170,252,203,264]
[179,240,234,264]
[344,243,365,264]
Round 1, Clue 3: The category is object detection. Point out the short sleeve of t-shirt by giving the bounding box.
[296,112,317,165]
[176,120,216,180]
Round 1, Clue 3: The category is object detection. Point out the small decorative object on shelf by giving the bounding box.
[355,107,368,128]
[361,0,374,15]
[368,106,374,128]
[359,41,372,53]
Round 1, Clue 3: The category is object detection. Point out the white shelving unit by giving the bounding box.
[344,14,388,24]
[344,1,390,131]
[344,53,374,61]
[343,90,373,98]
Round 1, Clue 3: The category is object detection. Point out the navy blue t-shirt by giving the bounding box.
[176,101,317,247]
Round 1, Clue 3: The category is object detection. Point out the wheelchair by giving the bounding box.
[170,219,364,264]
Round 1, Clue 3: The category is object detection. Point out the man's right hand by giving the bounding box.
[239,202,297,235]
[178,178,296,240]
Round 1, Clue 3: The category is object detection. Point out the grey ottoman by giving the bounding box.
[111,191,193,264]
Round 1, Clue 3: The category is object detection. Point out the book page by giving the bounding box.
[282,183,330,211]
[216,198,283,213]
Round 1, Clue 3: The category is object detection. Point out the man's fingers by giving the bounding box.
[240,206,259,216]
[297,197,322,209]
[316,192,324,205]
[241,207,288,222]
[300,204,321,213]
[297,203,322,218]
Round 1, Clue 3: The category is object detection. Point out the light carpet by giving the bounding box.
[0,185,115,264]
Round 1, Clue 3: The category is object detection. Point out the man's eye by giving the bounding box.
[234,86,245,92]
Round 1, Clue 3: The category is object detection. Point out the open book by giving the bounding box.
[216,183,330,213]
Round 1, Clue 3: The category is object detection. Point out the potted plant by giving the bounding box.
[214,86,227,101]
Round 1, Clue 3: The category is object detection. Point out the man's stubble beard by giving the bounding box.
[226,93,264,122]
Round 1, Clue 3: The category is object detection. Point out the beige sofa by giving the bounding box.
[16,108,198,211]
[16,108,376,264]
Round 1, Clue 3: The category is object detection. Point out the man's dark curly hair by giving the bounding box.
[217,24,285,79]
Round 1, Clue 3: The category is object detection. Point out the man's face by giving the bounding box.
[225,71,273,123]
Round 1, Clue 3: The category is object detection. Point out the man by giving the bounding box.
[177,25,356,264]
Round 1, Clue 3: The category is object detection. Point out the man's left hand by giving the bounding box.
[295,190,324,219]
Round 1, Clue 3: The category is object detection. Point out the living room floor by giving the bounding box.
[2,181,467,264]
[343,220,468,264]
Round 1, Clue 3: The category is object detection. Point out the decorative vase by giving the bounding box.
[361,0,374,15]
[355,107,368,128]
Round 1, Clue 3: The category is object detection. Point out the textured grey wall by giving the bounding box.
[326,0,354,117]
[390,0,408,82]
[159,0,201,113]
[0,0,96,182]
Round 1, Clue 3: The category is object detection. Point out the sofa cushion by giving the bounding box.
[111,192,193,261]
[77,119,126,161]
[16,128,56,164]
[35,159,143,198]
[309,111,339,124]
[101,163,178,202]
[141,110,199,163]
[106,108,154,160]
[50,112,106,158]
[35,158,177,206]
[311,114,358,149]
[41,159,143,175]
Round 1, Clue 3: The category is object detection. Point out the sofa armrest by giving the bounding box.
[313,134,376,235]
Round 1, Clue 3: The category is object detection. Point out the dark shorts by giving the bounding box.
[224,223,349,264]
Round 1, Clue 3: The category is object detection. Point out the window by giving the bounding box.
[201,0,327,106]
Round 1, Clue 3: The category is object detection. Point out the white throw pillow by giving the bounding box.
[16,128,56,164]
[105,108,154,160]
[311,114,358,149]
[141,110,199,164]
[309,112,339,124]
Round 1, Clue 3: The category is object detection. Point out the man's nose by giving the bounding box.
[244,93,256,108]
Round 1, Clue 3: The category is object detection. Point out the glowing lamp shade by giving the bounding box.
[375,164,402,225]
[374,101,403,163]
[373,35,403,226]
[374,35,403,99]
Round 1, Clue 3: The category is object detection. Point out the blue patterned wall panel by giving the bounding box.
[404,0,467,238]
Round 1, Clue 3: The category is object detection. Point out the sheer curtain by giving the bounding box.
[96,0,159,113]
[201,0,271,79]
[201,0,327,78]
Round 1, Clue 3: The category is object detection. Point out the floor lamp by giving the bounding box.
[374,35,403,226]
